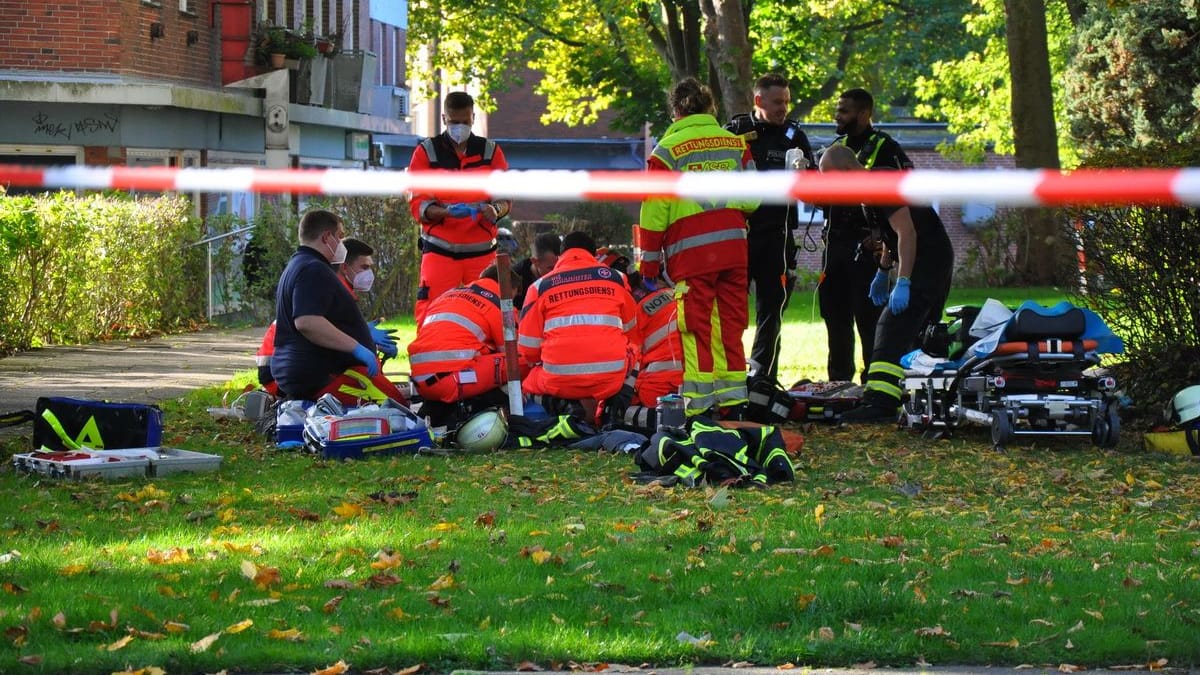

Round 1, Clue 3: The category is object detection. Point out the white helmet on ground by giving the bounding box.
[1168,385,1200,426]
[456,410,508,452]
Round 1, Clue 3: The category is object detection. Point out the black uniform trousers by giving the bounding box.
[748,226,795,381]
[818,239,882,382]
[861,266,953,408]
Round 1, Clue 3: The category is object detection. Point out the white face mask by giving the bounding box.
[446,123,472,144]
[328,239,347,265]
[352,268,375,292]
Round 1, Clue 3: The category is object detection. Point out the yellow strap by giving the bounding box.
[40,409,81,450]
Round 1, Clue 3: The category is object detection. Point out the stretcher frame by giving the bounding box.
[901,339,1121,449]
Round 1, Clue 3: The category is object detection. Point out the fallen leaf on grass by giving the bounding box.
[1148,658,1169,670]
[475,511,496,527]
[267,627,304,641]
[312,661,350,675]
[333,502,365,518]
[370,550,403,570]
[288,507,321,522]
[1058,664,1084,672]
[1083,609,1104,620]
[240,560,258,580]
[394,665,423,675]
[428,573,456,590]
[795,593,816,610]
[817,626,835,641]
[365,573,402,588]
[323,595,344,614]
[52,612,66,629]
[516,661,544,671]
[18,655,42,665]
[60,563,87,576]
[224,619,253,634]
[145,547,190,564]
[242,598,279,607]
[915,625,951,637]
[983,638,1020,648]
[104,634,134,651]
[190,632,221,653]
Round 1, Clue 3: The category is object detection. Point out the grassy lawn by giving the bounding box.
[3,286,1199,674]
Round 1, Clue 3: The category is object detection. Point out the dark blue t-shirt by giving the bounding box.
[271,246,373,399]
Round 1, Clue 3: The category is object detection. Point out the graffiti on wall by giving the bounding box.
[32,111,119,140]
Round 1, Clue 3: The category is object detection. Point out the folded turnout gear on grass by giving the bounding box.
[503,414,598,449]
[32,396,163,451]
[634,417,795,487]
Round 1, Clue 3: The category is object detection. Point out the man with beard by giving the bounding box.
[819,88,913,383]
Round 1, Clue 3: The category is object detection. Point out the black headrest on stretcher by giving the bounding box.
[1004,307,1086,341]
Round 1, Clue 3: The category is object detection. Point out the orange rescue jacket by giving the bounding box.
[407,278,505,376]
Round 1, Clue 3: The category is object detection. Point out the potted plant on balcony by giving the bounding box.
[261,26,288,69]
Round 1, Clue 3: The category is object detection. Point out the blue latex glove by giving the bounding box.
[889,277,911,314]
[351,343,379,377]
[368,320,398,359]
[446,202,478,218]
[868,270,889,306]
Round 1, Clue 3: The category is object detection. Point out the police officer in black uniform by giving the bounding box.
[819,88,914,383]
[819,144,954,422]
[725,73,815,382]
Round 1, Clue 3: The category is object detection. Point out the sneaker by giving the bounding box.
[839,403,900,424]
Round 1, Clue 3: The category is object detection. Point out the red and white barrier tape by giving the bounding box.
[1,165,1198,206]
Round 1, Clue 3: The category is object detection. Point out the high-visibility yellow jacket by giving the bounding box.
[637,114,757,281]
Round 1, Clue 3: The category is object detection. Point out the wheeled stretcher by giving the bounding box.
[900,302,1123,449]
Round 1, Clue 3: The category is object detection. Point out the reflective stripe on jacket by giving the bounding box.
[637,287,681,376]
[407,133,508,251]
[518,248,641,394]
[637,114,756,281]
[406,278,504,376]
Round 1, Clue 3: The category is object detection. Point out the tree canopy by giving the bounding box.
[912,0,1078,165]
[407,0,981,134]
[1063,0,1200,154]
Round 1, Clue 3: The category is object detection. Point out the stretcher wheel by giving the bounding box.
[990,410,1014,447]
[1099,402,1121,448]
[1094,415,1108,446]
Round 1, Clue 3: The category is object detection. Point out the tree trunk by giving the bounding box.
[1004,0,1067,284]
[698,0,753,121]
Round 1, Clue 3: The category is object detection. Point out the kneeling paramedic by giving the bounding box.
[519,231,641,424]
[407,264,526,424]
[270,210,407,406]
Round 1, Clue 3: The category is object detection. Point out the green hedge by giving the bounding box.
[0,191,205,354]
[1068,146,1200,420]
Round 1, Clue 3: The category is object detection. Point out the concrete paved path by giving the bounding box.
[0,326,263,416]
